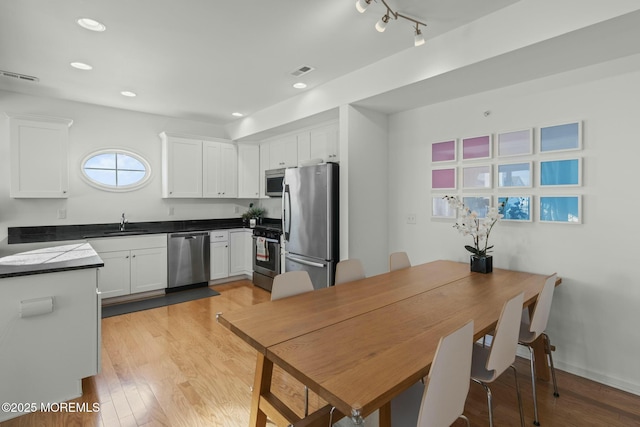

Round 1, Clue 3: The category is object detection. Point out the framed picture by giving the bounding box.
[432,197,456,218]
[497,162,532,188]
[539,196,582,224]
[539,121,582,153]
[431,167,456,190]
[432,139,456,163]
[539,158,581,187]
[462,135,492,160]
[462,196,491,219]
[497,196,532,222]
[462,164,492,189]
[497,128,533,157]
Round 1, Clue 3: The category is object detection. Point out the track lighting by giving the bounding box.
[356,0,427,47]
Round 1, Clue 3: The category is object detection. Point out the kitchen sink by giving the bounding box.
[102,229,149,235]
[83,229,150,238]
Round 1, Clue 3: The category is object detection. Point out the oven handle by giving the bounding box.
[252,236,280,244]
[286,255,326,268]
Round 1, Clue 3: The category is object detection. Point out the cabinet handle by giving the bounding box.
[63,190,67,194]
[126,255,130,259]
[132,255,136,258]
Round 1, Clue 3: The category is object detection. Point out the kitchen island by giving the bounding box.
[0,242,103,422]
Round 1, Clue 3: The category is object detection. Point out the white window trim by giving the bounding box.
[80,148,152,192]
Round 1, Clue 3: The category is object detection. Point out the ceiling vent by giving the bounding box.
[290,65,315,77]
[1,70,39,83]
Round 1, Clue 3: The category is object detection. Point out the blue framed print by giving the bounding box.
[462,196,491,219]
[539,196,582,223]
[539,158,581,187]
[498,196,532,222]
[539,121,582,153]
[497,162,532,188]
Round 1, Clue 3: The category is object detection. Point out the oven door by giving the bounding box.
[252,236,281,278]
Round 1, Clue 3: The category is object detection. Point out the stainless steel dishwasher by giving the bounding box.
[167,231,210,290]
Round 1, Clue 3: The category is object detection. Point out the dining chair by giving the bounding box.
[334,259,365,285]
[270,270,314,416]
[519,273,560,426]
[416,319,474,427]
[389,251,411,272]
[471,292,525,427]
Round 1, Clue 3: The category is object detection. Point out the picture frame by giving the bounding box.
[462,164,492,189]
[538,121,582,153]
[539,158,581,187]
[497,161,532,188]
[462,135,492,160]
[431,139,456,163]
[432,196,456,218]
[497,128,533,157]
[539,195,582,224]
[497,195,533,222]
[462,196,492,219]
[431,167,457,190]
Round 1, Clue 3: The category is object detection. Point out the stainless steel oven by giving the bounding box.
[252,226,281,291]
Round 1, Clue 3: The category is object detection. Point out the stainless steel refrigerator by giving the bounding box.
[282,162,339,289]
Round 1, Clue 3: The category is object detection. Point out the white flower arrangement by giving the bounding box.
[444,196,504,257]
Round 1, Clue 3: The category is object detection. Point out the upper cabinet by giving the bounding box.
[298,122,339,164]
[8,114,73,198]
[161,132,237,198]
[237,144,260,198]
[269,135,298,169]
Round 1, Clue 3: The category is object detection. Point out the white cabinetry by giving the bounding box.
[89,235,167,299]
[161,132,237,198]
[237,144,260,198]
[297,123,339,164]
[269,135,298,169]
[230,229,253,276]
[8,114,73,198]
[259,144,270,199]
[210,230,229,280]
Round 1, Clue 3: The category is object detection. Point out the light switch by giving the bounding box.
[406,213,416,224]
[57,208,67,219]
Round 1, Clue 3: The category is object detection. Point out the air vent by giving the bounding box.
[1,70,39,83]
[290,65,315,77]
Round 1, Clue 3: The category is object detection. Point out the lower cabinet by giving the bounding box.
[210,230,230,280]
[230,229,253,276]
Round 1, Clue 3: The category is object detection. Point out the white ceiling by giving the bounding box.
[0,0,518,125]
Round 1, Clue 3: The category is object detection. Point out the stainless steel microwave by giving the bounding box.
[265,168,285,197]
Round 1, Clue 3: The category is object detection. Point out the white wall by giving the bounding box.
[0,91,251,242]
[387,56,640,394]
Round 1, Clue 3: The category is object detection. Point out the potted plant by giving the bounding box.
[444,196,504,273]
[242,203,266,227]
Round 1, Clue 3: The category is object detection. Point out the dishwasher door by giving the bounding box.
[168,232,210,288]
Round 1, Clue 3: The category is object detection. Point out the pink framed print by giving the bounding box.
[462,135,492,160]
[431,167,456,190]
[431,139,456,163]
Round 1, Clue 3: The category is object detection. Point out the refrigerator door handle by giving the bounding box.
[286,255,326,268]
[283,183,291,241]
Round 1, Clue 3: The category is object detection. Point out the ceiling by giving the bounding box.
[0,0,518,126]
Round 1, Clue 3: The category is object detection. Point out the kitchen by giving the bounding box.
[2,1,640,426]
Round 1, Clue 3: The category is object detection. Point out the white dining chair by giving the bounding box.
[519,273,560,426]
[334,259,365,285]
[416,320,474,427]
[270,270,314,416]
[389,251,411,272]
[471,292,525,427]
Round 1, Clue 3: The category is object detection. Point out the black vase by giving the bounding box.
[470,255,493,274]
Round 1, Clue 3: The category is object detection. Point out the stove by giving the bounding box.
[251,224,282,292]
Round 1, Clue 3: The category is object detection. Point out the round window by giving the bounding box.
[81,150,151,191]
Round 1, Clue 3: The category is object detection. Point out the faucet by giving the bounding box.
[120,212,127,231]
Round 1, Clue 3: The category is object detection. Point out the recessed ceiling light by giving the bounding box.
[121,91,137,97]
[70,62,93,70]
[232,112,244,117]
[293,82,307,89]
[77,18,106,32]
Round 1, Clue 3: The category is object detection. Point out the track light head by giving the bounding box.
[355,0,371,13]
[414,25,425,47]
[375,13,390,32]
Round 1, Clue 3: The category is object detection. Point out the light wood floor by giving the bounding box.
[2,280,638,427]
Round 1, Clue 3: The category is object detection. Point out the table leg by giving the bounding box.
[379,402,391,427]
[249,353,274,427]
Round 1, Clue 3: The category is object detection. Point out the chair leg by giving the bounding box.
[458,414,471,427]
[542,333,560,397]
[527,346,541,426]
[304,385,309,417]
[509,364,525,427]
[472,378,494,427]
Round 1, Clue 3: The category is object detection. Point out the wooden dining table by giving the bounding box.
[217,260,557,427]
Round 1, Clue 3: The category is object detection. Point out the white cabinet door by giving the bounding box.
[269,135,298,169]
[238,144,260,198]
[203,141,238,198]
[242,230,254,273]
[310,123,339,162]
[259,144,270,199]
[210,241,229,280]
[97,250,131,298]
[229,231,247,275]
[296,131,311,166]
[9,115,72,198]
[162,135,203,198]
[220,143,238,198]
[130,247,168,293]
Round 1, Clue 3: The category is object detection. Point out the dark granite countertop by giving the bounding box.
[0,242,104,279]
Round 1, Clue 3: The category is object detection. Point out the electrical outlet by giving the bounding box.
[168,207,175,216]
[57,208,67,219]
[406,213,416,224]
